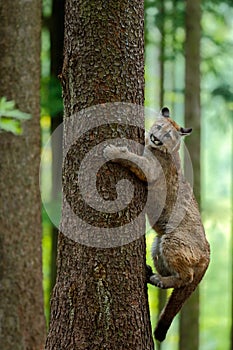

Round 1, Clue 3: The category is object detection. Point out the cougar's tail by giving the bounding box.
[154,270,207,342]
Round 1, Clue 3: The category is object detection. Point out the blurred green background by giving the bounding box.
[40,1,233,349]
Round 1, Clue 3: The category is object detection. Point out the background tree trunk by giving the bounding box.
[0,1,46,349]
[179,0,201,349]
[45,1,154,350]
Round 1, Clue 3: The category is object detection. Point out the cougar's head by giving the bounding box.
[148,107,192,153]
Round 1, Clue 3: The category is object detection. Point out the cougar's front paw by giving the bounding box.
[150,274,164,289]
[103,145,118,160]
[103,145,128,160]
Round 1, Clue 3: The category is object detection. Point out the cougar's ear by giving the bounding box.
[179,127,192,136]
[161,107,170,118]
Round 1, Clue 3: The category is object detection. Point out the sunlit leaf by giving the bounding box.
[0,97,31,134]
[0,118,22,134]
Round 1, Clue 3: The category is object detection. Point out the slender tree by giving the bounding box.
[45,1,154,349]
[179,0,201,349]
[0,1,46,349]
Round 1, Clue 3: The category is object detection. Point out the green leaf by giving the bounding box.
[41,76,63,117]
[0,109,31,120]
[0,118,22,134]
[0,96,15,110]
[0,97,31,120]
[0,97,32,134]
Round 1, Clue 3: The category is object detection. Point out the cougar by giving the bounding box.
[103,107,210,341]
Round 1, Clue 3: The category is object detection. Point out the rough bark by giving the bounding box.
[0,1,46,349]
[179,0,201,349]
[45,1,153,350]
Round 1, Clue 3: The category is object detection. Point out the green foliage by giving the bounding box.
[41,25,63,118]
[144,0,233,348]
[212,84,233,102]
[41,76,63,117]
[0,97,31,134]
[42,0,52,18]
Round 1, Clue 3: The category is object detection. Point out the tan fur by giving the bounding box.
[103,111,210,342]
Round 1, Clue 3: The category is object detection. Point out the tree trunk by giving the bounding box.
[179,0,201,349]
[45,1,154,350]
[0,1,46,349]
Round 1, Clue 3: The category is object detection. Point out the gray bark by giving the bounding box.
[0,1,46,349]
[45,1,153,350]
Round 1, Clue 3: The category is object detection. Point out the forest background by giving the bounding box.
[0,0,232,349]
[40,0,232,349]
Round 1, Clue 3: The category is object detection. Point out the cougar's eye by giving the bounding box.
[150,134,163,146]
